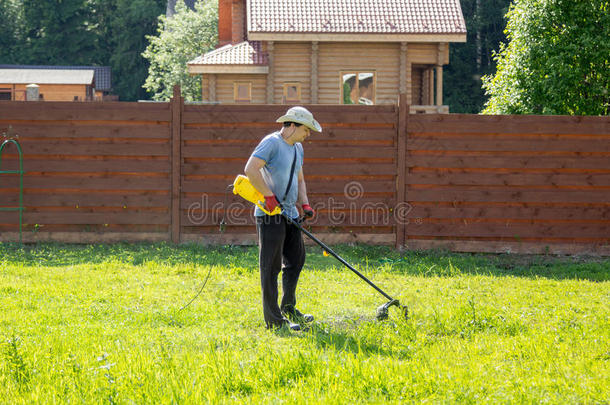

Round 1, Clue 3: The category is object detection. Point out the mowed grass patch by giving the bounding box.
[0,242,608,404]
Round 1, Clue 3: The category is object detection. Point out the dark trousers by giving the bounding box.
[256,214,305,328]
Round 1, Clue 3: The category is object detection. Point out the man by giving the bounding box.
[244,106,322,331]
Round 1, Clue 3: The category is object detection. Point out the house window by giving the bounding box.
[341,71,376,105]
[283,82,301,103]
[0,88,11,100]
[234,82,252,103]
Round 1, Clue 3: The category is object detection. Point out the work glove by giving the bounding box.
[264,195,279,212]
[302,204,315,218]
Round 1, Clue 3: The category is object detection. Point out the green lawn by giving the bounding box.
[1,243,609,404]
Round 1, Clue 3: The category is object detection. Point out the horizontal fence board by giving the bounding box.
[0,192,169,207]
[183,127,275,141]
[409,114,610,136]
[0,158,170,173]
[2,123,170,139]
[181,233,395,245]
[182,162,397,176]
[0,101,171,122]
[183,105,396,125]
[16,140,169,157]
[7,176,170,191]
[182,225,392,233]
[0,223,167,232]
[180,195,397,210]
[407,222,610,239]
[407,134,610,153]
[407,204,610,221]
[181,179,395,194]
[404,240,610,255]
[407,154,610,170]
[181,211,399,227]
[183,145,395,159]
[407,170,610,187]
[406,187,610,203]
[183,126,396,142]
[0,231,169,243]
[0,211,169,225]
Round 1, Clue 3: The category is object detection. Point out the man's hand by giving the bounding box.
[302,204,315,218]
[264,195,279,212]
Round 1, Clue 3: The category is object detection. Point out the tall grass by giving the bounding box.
[1,243,608,403]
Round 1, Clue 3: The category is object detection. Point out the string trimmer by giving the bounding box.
[232,175,408,321]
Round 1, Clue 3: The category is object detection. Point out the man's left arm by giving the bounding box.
[297,169,308,205]
[298,169,314,218]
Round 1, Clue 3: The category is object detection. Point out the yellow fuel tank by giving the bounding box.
[233,175,281,216]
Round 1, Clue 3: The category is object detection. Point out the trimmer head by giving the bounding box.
[376,299,408,321]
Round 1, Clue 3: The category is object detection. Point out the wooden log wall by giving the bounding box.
[405,114,610,254]
[215,74,267,104]
[273,42,312,103]
[0,101,172,242]
[317,42,400,104]
[1,95,608,254]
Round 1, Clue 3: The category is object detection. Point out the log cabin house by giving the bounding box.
[188,0,467,112]
[0,65,113,101]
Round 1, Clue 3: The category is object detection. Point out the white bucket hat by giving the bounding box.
[276,106,322,132]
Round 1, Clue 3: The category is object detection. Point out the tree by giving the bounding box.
[107,0,166,100]
[21,0,99,65]
[444,0,511,113]
[142,0,217,101]
[0,0,25,63]
[482,0,610,115]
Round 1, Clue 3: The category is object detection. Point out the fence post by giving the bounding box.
[396,94,409,249]
[170,85,183,243]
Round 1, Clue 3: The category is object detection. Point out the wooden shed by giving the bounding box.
[188,0,467,112]
[0,68,96,101]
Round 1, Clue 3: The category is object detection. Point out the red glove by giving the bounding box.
[302,203,315,218]
[264,195,279,212]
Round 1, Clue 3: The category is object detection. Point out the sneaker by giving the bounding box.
[268,318,301,331]
[282,306,314,323]
[280,319,301,331]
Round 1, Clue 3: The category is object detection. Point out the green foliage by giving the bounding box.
[342,82,354,104]
[20,0,98,65]
[445,0,511,113]
[108,0,167,101]
[482,0,610,115]
[0,242,609,402]
[3,337,31,392]
[142,0,218,101]
[0,0,25,64]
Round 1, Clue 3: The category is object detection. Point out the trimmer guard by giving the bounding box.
[376,299,408,321]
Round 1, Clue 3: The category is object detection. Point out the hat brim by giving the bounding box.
[276,115,322,132]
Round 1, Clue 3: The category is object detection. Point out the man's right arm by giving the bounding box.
[244,156,273,197]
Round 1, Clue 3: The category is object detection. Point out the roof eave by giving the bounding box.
[247,32,467,43]
[187,64,269,74]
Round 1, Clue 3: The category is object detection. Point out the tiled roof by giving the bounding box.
[189,41,268,65]
[0,69,95,85]
[248,0,466,35]
[0,65,112,90]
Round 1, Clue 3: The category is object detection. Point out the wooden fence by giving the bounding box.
[1,89,608,254]
[405,114,610,254]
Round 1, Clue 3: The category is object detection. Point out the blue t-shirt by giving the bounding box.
[251,132,304,219]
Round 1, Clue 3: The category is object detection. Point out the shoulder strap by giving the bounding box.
[281,147,298,202]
